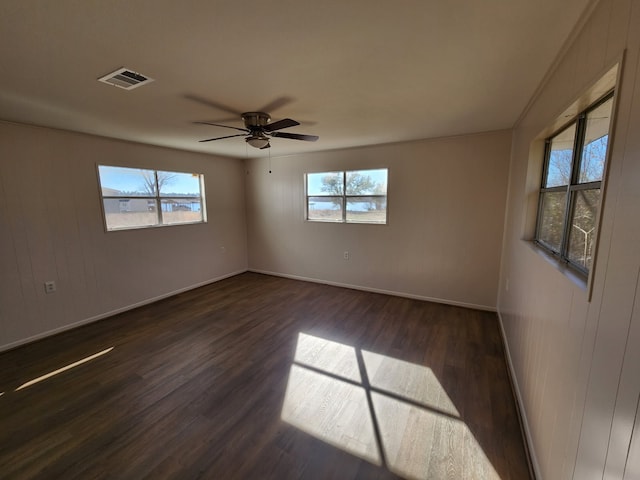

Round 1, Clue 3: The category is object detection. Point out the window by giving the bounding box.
[306,168,388,224]
[535,91,614,274]
[97,165,206,231]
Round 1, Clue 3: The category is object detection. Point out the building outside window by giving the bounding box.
[97,165,206,231]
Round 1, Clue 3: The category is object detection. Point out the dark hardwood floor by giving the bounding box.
[0,273,530,479]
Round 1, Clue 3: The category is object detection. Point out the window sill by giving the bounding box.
[305,219,388,225]
[525,241,588,292]
[105,220,206,232]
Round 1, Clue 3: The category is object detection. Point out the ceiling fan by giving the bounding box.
[187,95,318,149]
[195,113,318,149]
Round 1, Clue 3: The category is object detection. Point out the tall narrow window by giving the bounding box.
[306,169,388,224]
[535,91,613,273]
[98,165,206,231]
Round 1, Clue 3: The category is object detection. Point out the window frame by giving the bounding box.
[534,90,614,275]
[305,168,388,225]
[97,165,207,232]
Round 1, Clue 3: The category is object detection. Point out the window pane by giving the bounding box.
[161,198,204,225]
[567,189,601,270]
[102,198,158,230]
[345,169,388,195]
[308,196,343,221]
[537,191,567,252]
[307,172,343,196]
[579,97,613,183]
[346,197,387,224]
[158,171,202,196]
[545,124,576,187]
[98,166,157,196]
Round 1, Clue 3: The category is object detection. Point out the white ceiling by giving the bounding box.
[0,0,591,159]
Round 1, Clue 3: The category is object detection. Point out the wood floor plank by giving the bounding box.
[0,272,530,479]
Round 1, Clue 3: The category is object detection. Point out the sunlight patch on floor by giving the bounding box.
[282,364,381,464]
[294,332,362,383]
[362,350,459,417]
[15,347,114,391]
[281,333,501,480]
[373,392,499,480]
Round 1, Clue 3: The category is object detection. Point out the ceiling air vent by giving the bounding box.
[98,67,154,90]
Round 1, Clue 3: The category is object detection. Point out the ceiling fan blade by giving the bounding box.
[256,96,294,114]
[199,134,247,143]
[194,121,249,133]
[184,94,243,116]
[203,116,242,124]
[263,118,300,132]
[271,132,319,142]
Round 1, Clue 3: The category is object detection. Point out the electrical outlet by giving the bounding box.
[44,281,56,294]
[343,251,349,260]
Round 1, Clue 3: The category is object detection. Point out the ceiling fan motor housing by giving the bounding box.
[242,112,271,129]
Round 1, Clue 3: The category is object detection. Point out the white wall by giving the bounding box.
[0,121,247,351]
[245,131,511,310]
[498,0,640,478]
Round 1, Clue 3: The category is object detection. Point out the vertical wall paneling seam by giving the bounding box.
[83,168,101,313]
[569,128,612,480]
[604,0,614,56]
[604,266,640,473]
[5,160,28,328]
[0,163,16,342]
[64,172,81,322]
[616,15,640,474]
[571,41,640,480]
[561,286,580,477]
[25,155,42,328]
[8,159,28,320]
[34,153,49,331]
[622,393,640,478]
[572,282,592,475]
[497,311,542,480]
[621,0,635,59]
[46,151,64,325]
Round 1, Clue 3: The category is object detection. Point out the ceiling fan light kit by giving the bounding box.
[246,135,270,149]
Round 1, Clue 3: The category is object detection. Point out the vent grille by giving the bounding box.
[98,67,154,90]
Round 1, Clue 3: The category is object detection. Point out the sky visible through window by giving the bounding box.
[546,135,607,187]
[98,166,201,195]
[305,169,388,225]
[307,169,388,196]
[537,92,612,272]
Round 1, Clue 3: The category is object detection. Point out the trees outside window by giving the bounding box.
[535,92,613,274]
[306,169,388,224]
[98,165,206,231]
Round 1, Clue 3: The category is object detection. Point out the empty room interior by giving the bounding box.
[1,1,640,479]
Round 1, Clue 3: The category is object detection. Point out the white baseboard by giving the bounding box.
[0,270,247,353]
[497,310,541,480]
[249,268,497,312]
